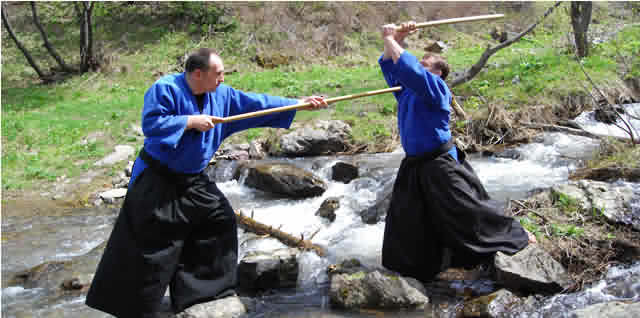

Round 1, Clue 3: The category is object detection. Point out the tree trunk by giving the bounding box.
[1,3,48,82]
[76,1,95,73]
[30,2,74,72]
[450,2,562,88]
[570,2,592,58]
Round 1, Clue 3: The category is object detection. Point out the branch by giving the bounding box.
[2,3,48,81]
[450,2,563,87]
[30,2,74,72]
[575,56,637,144]
[235,210,327,257]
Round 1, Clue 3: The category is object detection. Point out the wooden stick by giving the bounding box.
[220,86,402,123]
[400,14,505,30]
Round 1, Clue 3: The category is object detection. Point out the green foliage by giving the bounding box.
[519,215,542,238]
[169,2,237,33]
[552,192,581,213]
[550,223,585,238]
[245,128,264,142]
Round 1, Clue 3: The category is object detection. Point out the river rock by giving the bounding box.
[494,244,573,295]
[94,145,135,166]
[277,120,352,157]
[331,161,359,183]
[8,240,106,301]
[552,180,638,230]
[205,160,244,183]
[215,143,250,161]
[568,301,640,318]
[359,180,394,224]
[462,289,522,318]
[249,140,266,159]
[315,197,340,222]
[240,163,327,198]
[328,259,429,310]
[9,260,72,289]
[99,188,127,202]
[237,248,299,293]
[175,296,247,318]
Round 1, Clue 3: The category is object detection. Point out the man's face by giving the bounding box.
[420,56,442,77]
[200,54,225,92]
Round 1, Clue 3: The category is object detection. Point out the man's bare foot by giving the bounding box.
[525,229,537,244]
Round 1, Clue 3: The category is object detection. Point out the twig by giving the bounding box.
[574,54,637,144]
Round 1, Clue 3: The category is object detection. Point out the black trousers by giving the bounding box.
[382,148,529,282]
[86,152,238,317]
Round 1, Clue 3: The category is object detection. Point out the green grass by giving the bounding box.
[2,3,639,192]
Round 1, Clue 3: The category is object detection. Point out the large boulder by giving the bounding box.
[463,289,523,318]
[494,244,573,295]
[328,260,429,310]
[237,248,299,293]
[552,180,638,230]
[239,162,327,198]
[276,120,352,157]
[331,161,359,183]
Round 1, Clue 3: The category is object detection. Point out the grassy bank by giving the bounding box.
[2,2,638,195]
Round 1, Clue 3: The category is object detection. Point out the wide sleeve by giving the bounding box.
[389,51,451,108]
[141,83,189,149]
[221,86,299,139]
[379,54,399,88]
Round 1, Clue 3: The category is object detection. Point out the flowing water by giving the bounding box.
[2,104,639,318]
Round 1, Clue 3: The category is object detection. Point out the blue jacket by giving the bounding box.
[130,73,298,184]
[379,51,457,160]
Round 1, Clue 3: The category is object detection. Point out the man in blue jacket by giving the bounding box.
[86,48,327,318]
[379,22,532,283]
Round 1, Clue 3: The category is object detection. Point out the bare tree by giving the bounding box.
[570,2,592,58]
[450,2,563,88]
[30,2,74,73]
[75,1,96,72]
[1,3,48,81]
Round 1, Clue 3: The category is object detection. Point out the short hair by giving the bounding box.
[185,48,218,73]
[422,53,450,80]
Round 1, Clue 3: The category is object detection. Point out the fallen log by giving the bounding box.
[520,121,629,142]
[569,166,640,182]
[235,210,326,257]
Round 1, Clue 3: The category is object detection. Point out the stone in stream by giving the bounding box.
[327,259,429,310]
[238,162,327,198]
[315,197,341,222]
[494,244,573,295]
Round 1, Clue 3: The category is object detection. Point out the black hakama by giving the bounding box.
[86,150,238,317]
[382,147,529,282]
